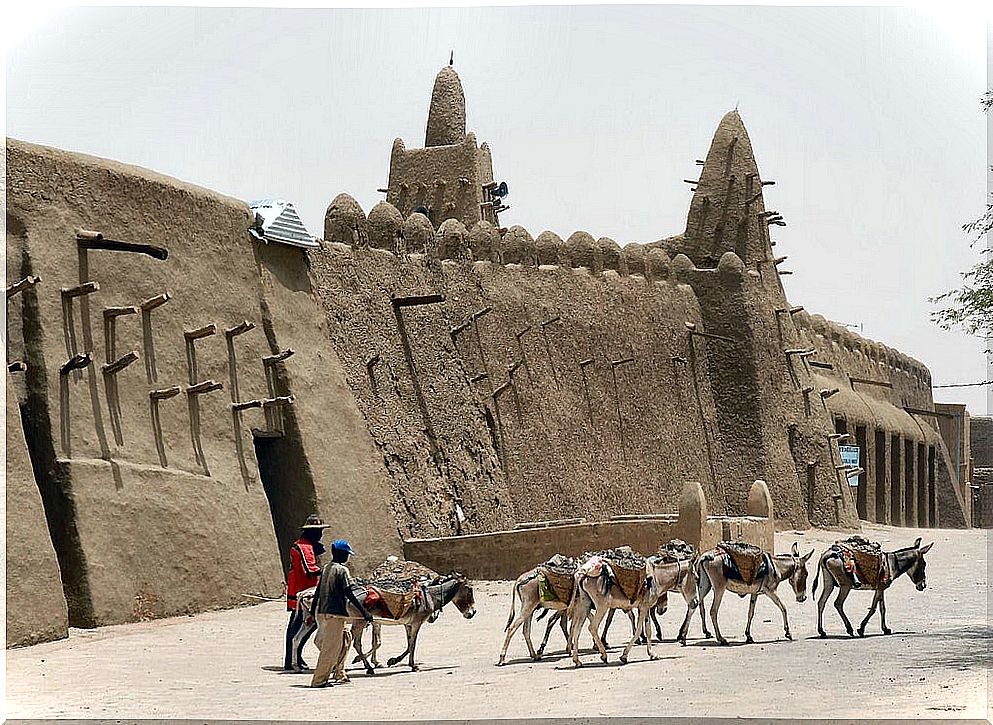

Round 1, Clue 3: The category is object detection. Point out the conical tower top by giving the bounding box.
[679,109,775,267]
[425,65,467,147]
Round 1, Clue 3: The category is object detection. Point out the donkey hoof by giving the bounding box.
[619,656,628,665]
[600,654,608,664]
[846,629,855,638]
[410,665,420,672]
[532,654,542,661]
[785,632,793,641]
[365,668,375,676]
[718,639,729,646]
[882,628,892,636]
[745,636,754,644]
[387,658,400,667]
[818,630,826,638]
[857,628,866,638]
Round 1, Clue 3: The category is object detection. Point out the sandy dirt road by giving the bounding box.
[5,524,990,720]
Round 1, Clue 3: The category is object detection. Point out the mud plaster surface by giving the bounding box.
[6,525,988,721]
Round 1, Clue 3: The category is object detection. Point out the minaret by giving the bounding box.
[425,65,467,147]
[681,110,775,268]
[386,63,501,228]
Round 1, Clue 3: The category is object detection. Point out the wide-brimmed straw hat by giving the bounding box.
[301,514,331,531]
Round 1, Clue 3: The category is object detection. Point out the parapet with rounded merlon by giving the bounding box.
[325,193,368,247]
[469,220,501,263]
[536,231,564,266]
[794,311,933,392]
[368,201,404,253]
[501,225,536,266]
[598,237,623,273]
[564,231,597,271]
[402,212,434,254]
[434,218,471,261]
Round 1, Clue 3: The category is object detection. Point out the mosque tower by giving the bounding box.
[385,61,507,229]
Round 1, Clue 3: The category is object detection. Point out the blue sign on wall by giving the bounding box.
[839,445,860,487]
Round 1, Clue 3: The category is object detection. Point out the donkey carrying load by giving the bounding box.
[567,548,689,666]
[498,554,578,665]
[601,539,699,646]
[813,535,933,638]
[293,569,475,673]
[695,540,813,645]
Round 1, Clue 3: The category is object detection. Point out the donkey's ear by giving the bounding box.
[802,549,814,563]
[919,542,934,555]
[913,537,922,548]
[791,541,799,556]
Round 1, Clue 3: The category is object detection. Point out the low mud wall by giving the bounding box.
[405,481,775,579]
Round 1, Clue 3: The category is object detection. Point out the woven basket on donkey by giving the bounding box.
[849,549,883,586]
[837,537,883,586]
[542,570,576,604]
[720,541,764,584]
[587,548,646,601]
[540,554,577,604]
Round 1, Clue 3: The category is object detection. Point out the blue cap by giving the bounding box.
[332,539,355,555]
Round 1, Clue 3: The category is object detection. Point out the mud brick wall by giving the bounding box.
[5,375,69,646]
[970,416,993,468]
[405,481,775,579]
[4,140,400,634]
[308,220,728,539]
[661,111,857,530]
[792,312,966,528]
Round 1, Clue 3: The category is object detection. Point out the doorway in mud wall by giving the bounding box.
[253,430,320,575]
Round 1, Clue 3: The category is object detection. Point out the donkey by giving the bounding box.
[601,557,699,646]
[499,567,641,664]
[813,536,933,638]
[295,573,475,673]
[498,566,574,665]
[695,542,813,645]
[567,556,685,666]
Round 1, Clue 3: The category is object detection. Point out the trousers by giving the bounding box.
[310,614,352,687]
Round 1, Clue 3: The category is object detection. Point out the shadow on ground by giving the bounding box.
[902,625,993,672]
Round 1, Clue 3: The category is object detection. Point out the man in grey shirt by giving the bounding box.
[309,539,374,687]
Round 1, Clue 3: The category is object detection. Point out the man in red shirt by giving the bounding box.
[283,514,328,671]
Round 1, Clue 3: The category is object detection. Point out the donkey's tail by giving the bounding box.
[504,581,519,631]
[694,555,710,606]
[812,559,821,596]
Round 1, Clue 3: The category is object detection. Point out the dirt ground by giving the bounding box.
[5,524,990,720]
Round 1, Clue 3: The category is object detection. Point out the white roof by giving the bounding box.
[248,199,318,249]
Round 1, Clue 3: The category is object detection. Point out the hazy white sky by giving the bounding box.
[5,4,989,411]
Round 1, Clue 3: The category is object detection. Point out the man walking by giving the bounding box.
[310,539,374,687]
[283,514,328,671]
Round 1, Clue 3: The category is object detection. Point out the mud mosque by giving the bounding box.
[5,64,971,646]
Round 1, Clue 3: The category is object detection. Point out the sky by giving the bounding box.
[4,3,990,412]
